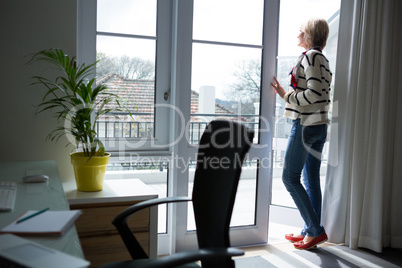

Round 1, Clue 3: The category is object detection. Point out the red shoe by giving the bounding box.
[293,233,328,250]
[285,233,304,242]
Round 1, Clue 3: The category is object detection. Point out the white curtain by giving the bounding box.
[322,0,402,253]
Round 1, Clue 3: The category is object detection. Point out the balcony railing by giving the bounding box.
[96,113,260,144]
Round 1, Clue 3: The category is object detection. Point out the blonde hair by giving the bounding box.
[300,18,329,49]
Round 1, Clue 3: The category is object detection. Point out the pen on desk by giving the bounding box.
[16,208,50,224]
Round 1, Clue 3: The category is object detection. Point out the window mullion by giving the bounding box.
[168,0,194,253]
[97,31,157,41]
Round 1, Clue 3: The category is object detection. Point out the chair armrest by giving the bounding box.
[113,196,192,260]
[113,196,192,225]
[140,247,244,268]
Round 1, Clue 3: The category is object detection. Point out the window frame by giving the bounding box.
[78,0,172,157]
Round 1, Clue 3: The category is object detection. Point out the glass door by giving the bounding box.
[175,0,279,251]
[188,0,264,230]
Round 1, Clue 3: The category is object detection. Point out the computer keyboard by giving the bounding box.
[0,182,17,212]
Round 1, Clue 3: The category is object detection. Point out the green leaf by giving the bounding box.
[27,48,134,158]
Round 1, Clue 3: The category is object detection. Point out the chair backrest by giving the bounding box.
[192,120,254,268]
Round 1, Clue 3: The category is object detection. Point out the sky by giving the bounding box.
[96,0,341,100]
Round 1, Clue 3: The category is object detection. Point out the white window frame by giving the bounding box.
[78,0,172,158]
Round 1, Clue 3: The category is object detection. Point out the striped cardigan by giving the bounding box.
[283,48,332,125]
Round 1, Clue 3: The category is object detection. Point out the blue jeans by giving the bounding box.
[282,119,327,237]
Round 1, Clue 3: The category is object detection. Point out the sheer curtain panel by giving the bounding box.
[322,0,402,253]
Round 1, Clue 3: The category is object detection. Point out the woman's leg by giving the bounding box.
[303,151,324,214]
[282,120,327,237]
[302,123,327,218]
[300,146,325,236]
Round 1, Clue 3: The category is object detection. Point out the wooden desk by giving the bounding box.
[0,160,85,258]
[64,179,158,267]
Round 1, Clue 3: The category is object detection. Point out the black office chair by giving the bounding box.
[101,120,254,268]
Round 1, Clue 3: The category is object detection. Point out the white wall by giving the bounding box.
[0,0,77,182]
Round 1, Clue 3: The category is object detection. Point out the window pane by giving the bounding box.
[97,0,156,36]
[272,0,340,208]
[96,36,156,138]
[193,0,264,45]
[190,43,261,144]
[187,160,258,231]
[230,161,258,227]
[277,0,340,57]
[97,35,156,62]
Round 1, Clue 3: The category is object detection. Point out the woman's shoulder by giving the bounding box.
[304,49,324,58]
[303,49,329,66]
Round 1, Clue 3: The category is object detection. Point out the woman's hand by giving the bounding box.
[271,77,286,99]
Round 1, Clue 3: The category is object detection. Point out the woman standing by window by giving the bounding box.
[271,18,332,250]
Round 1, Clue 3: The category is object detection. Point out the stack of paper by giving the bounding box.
[0,210,81,236]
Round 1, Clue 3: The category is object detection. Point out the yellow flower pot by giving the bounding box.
[70,152,110,192]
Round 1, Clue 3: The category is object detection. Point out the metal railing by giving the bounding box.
[96,113,260,144]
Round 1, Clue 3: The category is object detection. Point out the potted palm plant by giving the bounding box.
[27,48,130,191]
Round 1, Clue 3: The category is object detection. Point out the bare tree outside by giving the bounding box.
[96,52,155,80]
[225,59,261,114]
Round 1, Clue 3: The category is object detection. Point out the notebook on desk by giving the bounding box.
[0,234,90,268]
[0,210,82,236]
